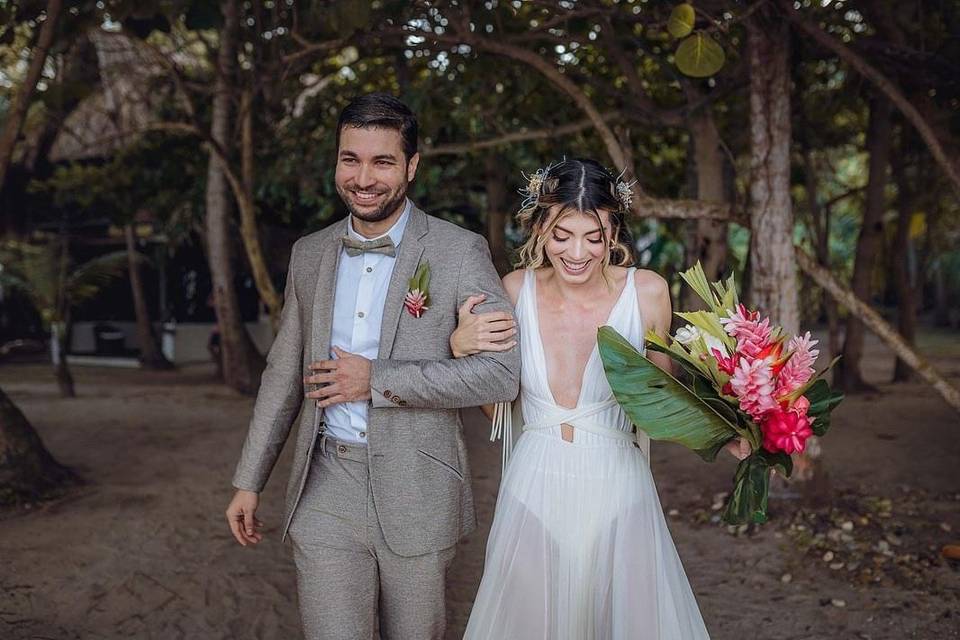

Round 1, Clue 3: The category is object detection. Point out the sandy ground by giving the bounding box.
[1,329,959,639]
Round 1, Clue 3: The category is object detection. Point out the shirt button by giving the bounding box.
[357,311,365,318]
[366,266,373,273]
[359,431,366,438]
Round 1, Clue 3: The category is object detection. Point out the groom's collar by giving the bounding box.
[347,198,412,247]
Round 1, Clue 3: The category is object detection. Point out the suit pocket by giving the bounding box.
[416,448,464,481]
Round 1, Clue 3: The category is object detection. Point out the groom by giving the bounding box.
[225,93,520,639]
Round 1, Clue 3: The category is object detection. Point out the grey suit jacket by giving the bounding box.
[232,205,521,557]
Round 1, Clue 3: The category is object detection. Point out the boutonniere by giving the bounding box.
[404,261,430,318]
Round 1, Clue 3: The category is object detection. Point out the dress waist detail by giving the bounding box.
[521,394,635,443]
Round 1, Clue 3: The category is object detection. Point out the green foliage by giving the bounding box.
[667,4,696,39]
[409,261,430,303]
[675,32,726,78]
[0,239,130,327]
[597,326,738,457]
[30,133,206,232]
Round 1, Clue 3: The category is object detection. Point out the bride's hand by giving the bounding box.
[450,294,518,358]
[724,437,752,461]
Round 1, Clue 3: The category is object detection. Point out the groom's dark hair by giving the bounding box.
[336,93,419,161]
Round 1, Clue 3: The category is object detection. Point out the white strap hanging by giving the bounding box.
[490,401,514,471]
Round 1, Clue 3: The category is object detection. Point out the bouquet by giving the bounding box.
[598,262,843,524]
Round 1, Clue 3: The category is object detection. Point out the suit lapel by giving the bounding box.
[378,207,428,359]
[310,217,349,364]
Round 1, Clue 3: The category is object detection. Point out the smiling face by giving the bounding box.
[335,126,419,234]
[541,206,614,284]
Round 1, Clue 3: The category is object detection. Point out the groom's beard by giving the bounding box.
[337,181,409,224]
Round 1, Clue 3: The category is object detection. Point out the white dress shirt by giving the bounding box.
[324,199,411,443]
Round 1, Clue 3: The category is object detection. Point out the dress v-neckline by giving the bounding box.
[529,268,634,411]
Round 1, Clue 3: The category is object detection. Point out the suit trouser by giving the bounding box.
[287,434,456,640]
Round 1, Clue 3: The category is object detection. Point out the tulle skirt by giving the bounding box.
[464,428,710,640]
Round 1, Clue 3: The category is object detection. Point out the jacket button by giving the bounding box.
[383,390,392,399]
[399,400,407,407]
[337,445,347,454]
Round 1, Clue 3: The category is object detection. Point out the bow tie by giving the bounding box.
[340,235,397,257]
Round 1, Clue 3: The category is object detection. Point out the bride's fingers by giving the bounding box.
[458,294,487,319]
[481,317,516,330]
[481,340,517,352]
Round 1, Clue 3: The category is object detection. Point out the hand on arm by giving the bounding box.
[450,294,517,358]
[369,236,521,410]
[452,271,524,420]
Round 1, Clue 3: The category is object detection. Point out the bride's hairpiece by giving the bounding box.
[518,161,558,213]
[520,160,637,213]
[613,168,636,212]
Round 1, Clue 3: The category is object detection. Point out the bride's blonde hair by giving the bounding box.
[514,158,634,272]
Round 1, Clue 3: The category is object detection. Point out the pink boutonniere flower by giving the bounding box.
[404,262,430,318]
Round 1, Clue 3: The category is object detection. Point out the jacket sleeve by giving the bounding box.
[232,241,305,492]
[369,234,520,410]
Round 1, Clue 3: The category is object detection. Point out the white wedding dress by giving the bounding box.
[464,268,710,640]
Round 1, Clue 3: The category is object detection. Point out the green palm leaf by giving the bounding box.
[598,326,737,459]
[67,251,130,306]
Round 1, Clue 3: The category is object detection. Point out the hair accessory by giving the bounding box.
[615,169,637,211]
[518,161,558,212]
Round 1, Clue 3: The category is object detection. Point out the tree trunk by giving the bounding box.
[0,385,78,506]
[484,154,511,276]
[891,152,917,382]
[746,13,799,335]
[933,260,951,327]
[836,95,893,392]
[50,322,75,398]
[683,109,728,310]
[125,224,173,370]
[0,0,63,194]
[238,88,282,329]
[205,0,264,395]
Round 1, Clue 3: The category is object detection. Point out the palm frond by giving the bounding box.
[67,251,130,306]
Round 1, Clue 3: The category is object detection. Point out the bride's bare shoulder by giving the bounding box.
[633,268,672,331]
[501,269,526,306]
[633,268,669,298]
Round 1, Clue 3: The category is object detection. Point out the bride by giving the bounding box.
[452,158,737,639]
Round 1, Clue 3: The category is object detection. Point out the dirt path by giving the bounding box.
[1,330,959,639]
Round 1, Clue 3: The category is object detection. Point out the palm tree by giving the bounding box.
[0,236,130,397]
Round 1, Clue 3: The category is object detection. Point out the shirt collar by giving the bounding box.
[347,198,411,249]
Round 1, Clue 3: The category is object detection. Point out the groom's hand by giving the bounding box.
[305,347,372,408]
[226,489,263,546]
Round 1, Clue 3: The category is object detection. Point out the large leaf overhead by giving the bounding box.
[597,326,735,452]
[675,32,726,78]
[667,4,696,39]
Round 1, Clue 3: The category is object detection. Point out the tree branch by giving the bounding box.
[796,248,960,414]
[778,0,960,198]
[421,112,622,156]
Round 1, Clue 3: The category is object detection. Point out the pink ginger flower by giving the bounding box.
[790,395,811,415]
[403,289,429,318]
[761,404,814,455]
[776,332,820,398]
[712,348,738,375]
[720,304,774,358]
[729,357,779,420]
